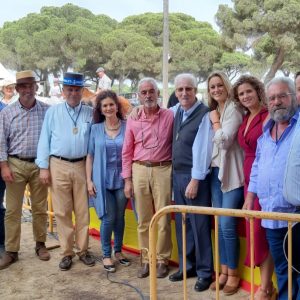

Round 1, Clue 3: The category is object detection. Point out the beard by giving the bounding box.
[270,105,296,122]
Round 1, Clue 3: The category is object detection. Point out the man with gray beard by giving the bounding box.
[243,77,300,300]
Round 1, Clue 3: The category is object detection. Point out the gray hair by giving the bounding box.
[137,77,158,92]
[174,73,197,88]
[266,77,296,105]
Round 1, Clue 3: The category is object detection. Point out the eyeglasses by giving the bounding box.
[268,93,294,102]
[176,87,194,93]
[141,114,160,149]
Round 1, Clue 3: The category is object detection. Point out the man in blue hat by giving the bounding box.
[36,72,95,271]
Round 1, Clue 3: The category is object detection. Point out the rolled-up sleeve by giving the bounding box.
[121,118,135,178]
[192,113,213,180]
[213,103,242,150]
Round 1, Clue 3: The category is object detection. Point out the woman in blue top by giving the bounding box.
[86,90,129,272]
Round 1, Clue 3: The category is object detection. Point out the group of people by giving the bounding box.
[0,68,300,300]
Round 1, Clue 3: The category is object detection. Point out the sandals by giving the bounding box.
[254,283,277,300]
[102,257,116,273]
[115,252,131,267]
[223,275,240,296]
[210,273,228,291]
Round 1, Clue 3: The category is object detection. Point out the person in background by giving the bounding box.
[233,75,275,300]
[167,91,179,108]
[36,72,95,271]
[96,67,112,94]
[168,73,214,292]
[86,90,130,273]
[0,78,17,105]
[0,70,50,269]
[245,77,299,300]
[295,71,300,105]
[122,77,173,279]
[208,71,244,296]
[49,78,62,101]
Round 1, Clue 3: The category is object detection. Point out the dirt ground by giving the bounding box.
[0,212,249,300]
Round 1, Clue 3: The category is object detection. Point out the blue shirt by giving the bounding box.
[105,131,124,190]
[87,121,126,218]
[170,101,213,180]
[0,101,6,111]
[36,102,93,169]
[248,112,299,229]
[284,110,300,206]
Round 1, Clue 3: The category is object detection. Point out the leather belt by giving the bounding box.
[9,155,36,163]
[134,160,172,167]
[51,155,86,163]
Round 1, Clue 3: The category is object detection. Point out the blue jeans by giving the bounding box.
[0,174,6,247]
[266,227,300,300]
[100,188,128,258]
[210,167,244,269]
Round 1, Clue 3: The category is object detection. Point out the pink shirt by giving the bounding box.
[122,107,174,178]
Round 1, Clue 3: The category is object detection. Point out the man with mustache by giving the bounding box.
[244,77,300,300]
[122,78,173,279]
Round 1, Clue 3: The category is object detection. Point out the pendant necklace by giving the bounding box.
[65,102,82,135]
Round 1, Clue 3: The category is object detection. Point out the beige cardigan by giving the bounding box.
[212,100,244,193]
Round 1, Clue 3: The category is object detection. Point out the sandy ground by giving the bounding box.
[0,212,249,300]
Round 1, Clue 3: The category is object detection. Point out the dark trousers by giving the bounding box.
[173,172,213,279]
[0,174,6,247]
[266,227,300,300]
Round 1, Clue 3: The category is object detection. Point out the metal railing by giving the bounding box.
[148,205,300,300]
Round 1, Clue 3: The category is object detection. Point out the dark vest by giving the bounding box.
[172,102,209,172]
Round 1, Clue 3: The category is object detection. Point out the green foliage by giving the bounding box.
[216,0,300,82]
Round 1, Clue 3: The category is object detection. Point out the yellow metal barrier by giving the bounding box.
[149,205,300,300]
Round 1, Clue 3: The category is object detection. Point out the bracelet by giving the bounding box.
[212,121,220,125]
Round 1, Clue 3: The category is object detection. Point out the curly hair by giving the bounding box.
[93,90,124,123]
[207,71,232,111]
[232,75,267,113]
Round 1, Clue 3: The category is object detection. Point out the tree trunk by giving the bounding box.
[264,47,285,84]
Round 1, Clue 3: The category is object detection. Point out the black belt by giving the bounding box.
[51,155,86,163]
[9,155,36,163]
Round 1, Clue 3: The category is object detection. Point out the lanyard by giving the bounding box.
[65,102,82,134]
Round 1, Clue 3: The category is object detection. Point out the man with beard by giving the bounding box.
[244,77,300,300]
[122,78,173,279]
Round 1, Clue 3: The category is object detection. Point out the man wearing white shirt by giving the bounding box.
[96,67,112,94]
[36,72,95,271]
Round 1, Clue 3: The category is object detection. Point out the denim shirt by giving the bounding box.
[248,112,299,229]
[284,110,300,206]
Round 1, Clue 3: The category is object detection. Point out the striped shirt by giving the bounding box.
[0,99,49,161]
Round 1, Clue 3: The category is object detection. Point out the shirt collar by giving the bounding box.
[140,105,161,119]
[17,98,38,111]
[181,99,200,116]
[65,101,82,112]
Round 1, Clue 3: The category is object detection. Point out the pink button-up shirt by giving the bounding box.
[122,107,174,178]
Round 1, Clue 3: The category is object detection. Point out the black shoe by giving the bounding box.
[79,252,95,267]
[169,269,197,282]
[194,277,213,292]
[59,256,72,271]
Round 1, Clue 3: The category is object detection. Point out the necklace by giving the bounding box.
[105,120,121,131]
[65,102,82,134]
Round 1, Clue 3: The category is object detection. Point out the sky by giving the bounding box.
[0,0,232,30]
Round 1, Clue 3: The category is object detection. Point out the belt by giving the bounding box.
[51,155,86,163]
[9,155,36,163]
[134,160,172,167]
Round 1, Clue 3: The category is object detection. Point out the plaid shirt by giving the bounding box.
[0,99,49,161]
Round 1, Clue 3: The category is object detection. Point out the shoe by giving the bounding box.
[137,263,149,278]
[169,269,197,282]
[210,273,228,291]
[223,275,240,296]
[194,277,213,292]
[103,257,116,273]
[156,263,169,278]
[79,252,95,267]
[59,256,72,271]
[35,242,50,261]
[115,252,131,266]
[254,284,277,300]
[0,251,18,270]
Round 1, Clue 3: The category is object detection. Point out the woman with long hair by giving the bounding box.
[208,71,244,295]
[86,90,130,273]
[233,75,275,300]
